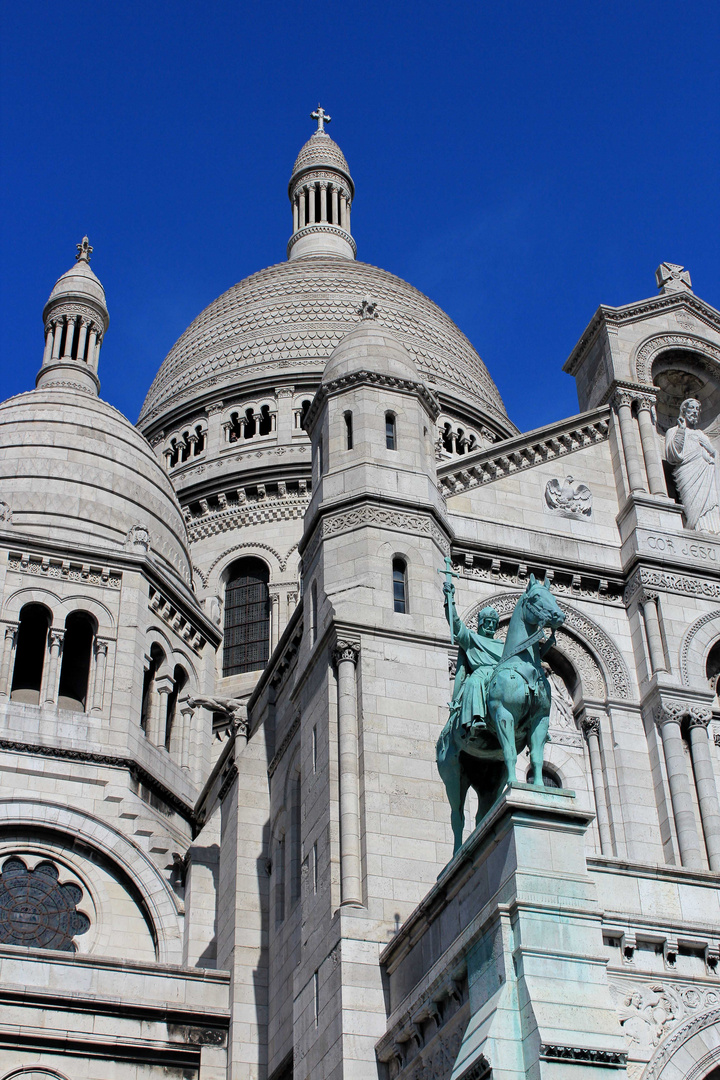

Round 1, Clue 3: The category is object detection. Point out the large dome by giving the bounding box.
[138,258,512,432]
[0,387,192,588]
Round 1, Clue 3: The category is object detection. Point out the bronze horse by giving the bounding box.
[437,576,565,852]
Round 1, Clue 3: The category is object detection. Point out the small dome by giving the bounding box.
[0,387,192,589]
[323,319,420,384]
[43,250,108,329]
[290,131,352,187]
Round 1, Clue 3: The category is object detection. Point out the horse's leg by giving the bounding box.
[488,696,519,785]
[528,711,550,787]
[437,735,468,854]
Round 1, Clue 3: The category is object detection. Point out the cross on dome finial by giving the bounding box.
[311,105,331,133]
[76,236,93,264]
[357,295,378,321]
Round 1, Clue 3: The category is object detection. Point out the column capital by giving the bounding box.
[49,629,64,649]
[4,623,18,642]
[154,674,174,696]
[611,387,638,411]
[635,390,657,412]
[94,638,109,657]
[333,640,360,667]
[687,706,713,729]
[581,716,601,740]
[654,700,685,728]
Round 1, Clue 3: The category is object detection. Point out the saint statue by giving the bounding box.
[665,398,720,534]
[444,584,504,736]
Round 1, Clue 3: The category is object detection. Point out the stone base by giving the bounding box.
[378,784,628,1079]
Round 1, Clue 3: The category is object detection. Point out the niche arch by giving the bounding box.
[634,332,720,386]
[0,800,183,963]
[642,1005,720,1080]
[680,609,720,689]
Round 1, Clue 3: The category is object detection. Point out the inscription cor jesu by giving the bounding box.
[645,534,717,561]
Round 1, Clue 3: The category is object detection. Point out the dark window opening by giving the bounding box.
[317,435,325,477]
[344,412,353,450]
[300,400,312,430]
[707,640,720,697]
[393,558,408,613]
[180,433,191,462]
[10,604,51,705]
[140,643,164,732]
[442,423,454,452]
[385,413,396,451]
[165,665,188,749]
[526,766,562,788]
[243,407,256,439]
[193,425,206,455]
[223,557,270,676]
[57,611,95,712]
[169,440,180,468]
[258,404,273,436]
[58,321,68,359]
[311,582,318,644]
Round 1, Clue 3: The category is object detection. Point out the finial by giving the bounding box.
[311,105,331,133]
[76,236,93,264]
[357,295,378,321]
[656,261,692,294]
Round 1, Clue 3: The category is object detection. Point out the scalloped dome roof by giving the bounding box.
[0,387,192,589]
[138,258,512,433]
[291,131,351,180]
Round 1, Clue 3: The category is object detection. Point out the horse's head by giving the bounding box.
[522,575,565,631]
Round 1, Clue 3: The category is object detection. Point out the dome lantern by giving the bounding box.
[287,107,356,261]
[37,237,109,395]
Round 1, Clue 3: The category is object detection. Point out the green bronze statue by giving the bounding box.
[437,572,565,853]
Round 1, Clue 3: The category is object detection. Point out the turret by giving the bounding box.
[287,106,355,260]
[37,236,109,395]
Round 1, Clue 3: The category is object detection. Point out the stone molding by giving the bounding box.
[332,640,360,667]
[642,1004,720,1080]
[563,294,720,377]
[194,541,298,590]
[634,332,720,385]
[286,223,357,259]
[267,715,301,780]
[8,552,121,590]
[437,409,609,496]
[148,585,206,654]
[458,553,624,607]
[463,591,628,699]
[187,490,310,543]
[653,698,713,728]
[303,369,441,431]
[581,716,601,739]
[540,1044,627,1067]
[301,502,451,571]
[626,567,720,608]
[44,301,106,331]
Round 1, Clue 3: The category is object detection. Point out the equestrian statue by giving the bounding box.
[436,563,565,852]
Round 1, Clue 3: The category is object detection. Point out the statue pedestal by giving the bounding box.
[378,784,628,1079]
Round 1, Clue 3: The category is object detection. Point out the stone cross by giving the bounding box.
[311,105,331,132]
[76,236,93,263]
[437,556,460,644]
[655,261,692,294]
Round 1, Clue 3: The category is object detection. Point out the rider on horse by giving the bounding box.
[444,582,503,738]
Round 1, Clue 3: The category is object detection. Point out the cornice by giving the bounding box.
[437,407,610,495]
[286,223,357,259]
[304,368,441,432]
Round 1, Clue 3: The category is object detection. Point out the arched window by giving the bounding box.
[344,411,353,450]
[299,399,312,430]
[243,407,256,439]
[140,643,164,732]
[290,770,302,906]
[385,412,397,451]
[707,640,720,699]
[258,404,273,436]
[223,558,270,676]
[10,604,51,704]
[526,765,562,788]
[57,611,96,712]
[165,665,188,749]
[310,582,318,644]
[392,558,408,613]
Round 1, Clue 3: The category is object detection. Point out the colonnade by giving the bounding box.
[612,387,667,497]
[291,181,351,233]
[42,313,103,370]
[0,620,109,712]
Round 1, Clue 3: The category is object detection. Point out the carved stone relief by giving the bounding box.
[544,475,592,518]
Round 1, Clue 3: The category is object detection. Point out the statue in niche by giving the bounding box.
[542,665,575,728]
[665,398,720,534]
[544,475,592,518]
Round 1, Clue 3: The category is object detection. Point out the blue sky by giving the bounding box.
[1,1,718,432]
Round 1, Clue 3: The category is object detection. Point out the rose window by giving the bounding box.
[0,856,90,951]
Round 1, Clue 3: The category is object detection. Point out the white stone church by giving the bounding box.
[0,112,719,1080]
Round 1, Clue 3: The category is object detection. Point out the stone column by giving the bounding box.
[613,389,647,494]
[179,701,194,769]
[87,328,99,369]
[655,703,704,869]
[641,592,667,674]
[687,709,720,872]
[274,386,294,443]
[148,675,173,748]
[51,319,63,359]
[287,590,298,618]
[340,193,347,230]
[307,183,316,224]
[331,185,339,225]
[270,591,281,652]
[319,181,328,222]
[637,393,667,495]
[75,318,90,363]
[292,195,298,233]
[346,198,351,232]
[62,315,76,359]
[299,188,306,228]
[0,624,18,699]
[43,630,64,705]
[91,639,108,715]
[333,641,362,906]
[581,716,613,854]
[42,326,53,365]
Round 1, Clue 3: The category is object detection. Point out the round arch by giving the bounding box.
[0,800,183,964]
[642,1006,720,1080]
[680,609,720,689]
[633,332,720,386]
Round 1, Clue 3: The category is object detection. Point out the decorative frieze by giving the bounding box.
[458,553,623,606]
[302,503,450,571]
[303,368,441,432]
[7,551,121,589]
[186,486,310,542]
[148,585,206,653]
[625,566,720,607]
